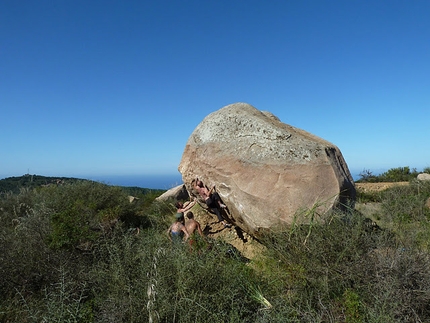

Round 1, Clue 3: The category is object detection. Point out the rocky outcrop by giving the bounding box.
[418,173,430,181]
[178,103,356,236]
[128,196,139,203]
[155,184,189,202]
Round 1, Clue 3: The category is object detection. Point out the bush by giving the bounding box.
[256,203,430,322]
[0,181,151,322]
[356,190,382,203]
[2,178,430,322]
[356,166,423,183]
[38,181,135,249]
[256,211,377,321]
[358,169,377,182]
[88,227,265,323]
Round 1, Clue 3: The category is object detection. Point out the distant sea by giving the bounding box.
[0,169,388,191]
[92,171,364,190]
[86,174,183,190]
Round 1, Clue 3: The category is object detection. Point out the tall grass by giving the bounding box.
[1,179,430,322]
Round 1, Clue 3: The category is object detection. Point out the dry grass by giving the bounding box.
[355,181,409,193]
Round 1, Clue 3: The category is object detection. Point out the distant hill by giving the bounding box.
[0,174,81,194]
[0,174,165,196]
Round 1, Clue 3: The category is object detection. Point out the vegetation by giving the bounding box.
[0,174,82,194]
[1,171,430,322]
[357,166,430,183]
[0,175,165,217]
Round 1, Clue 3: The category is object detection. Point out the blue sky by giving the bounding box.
[1,0,429,187]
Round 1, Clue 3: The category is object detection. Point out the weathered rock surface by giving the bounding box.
[178,103,356,235]
[155,184,189,202]
[418,173,430,181]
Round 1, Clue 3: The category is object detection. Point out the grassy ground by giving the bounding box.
[1,179,430,322]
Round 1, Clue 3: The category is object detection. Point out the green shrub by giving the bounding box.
[39,181,135,249]
[256,211,367,320]
[256,205,430,322]
[0,181,154,322]
[342,288,363,323]
[381,183,430,223]
[356,166,422,183]
[88,228,265,323]
[146,239,262,322]
[2,177,430,322]
[358,169,377,182]
[379,166,416,182]
[384,181,430,252]
[356,189,382,203]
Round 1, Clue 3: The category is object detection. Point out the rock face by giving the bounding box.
[178,103,356,235]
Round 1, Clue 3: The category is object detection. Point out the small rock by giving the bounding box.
[155,184,188,201]
[417,173,430,181]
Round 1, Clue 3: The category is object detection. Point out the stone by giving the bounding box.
[155,184,189,202]
[128,196,139,203]
[417,173,430,181]
[178,103,356,236]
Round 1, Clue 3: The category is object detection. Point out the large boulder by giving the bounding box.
[178,103,356,235]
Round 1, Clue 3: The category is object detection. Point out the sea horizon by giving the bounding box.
[87,174,184,190]
[0,173,184,190]
[93,170,366,189]
[3,167,419,191]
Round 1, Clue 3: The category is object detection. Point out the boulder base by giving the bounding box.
[178,103,355,235]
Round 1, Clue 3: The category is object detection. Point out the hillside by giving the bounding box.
[0,174,165,196]
[0,174,82,194]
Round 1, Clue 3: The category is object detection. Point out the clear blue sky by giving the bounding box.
[2,0,429,187]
